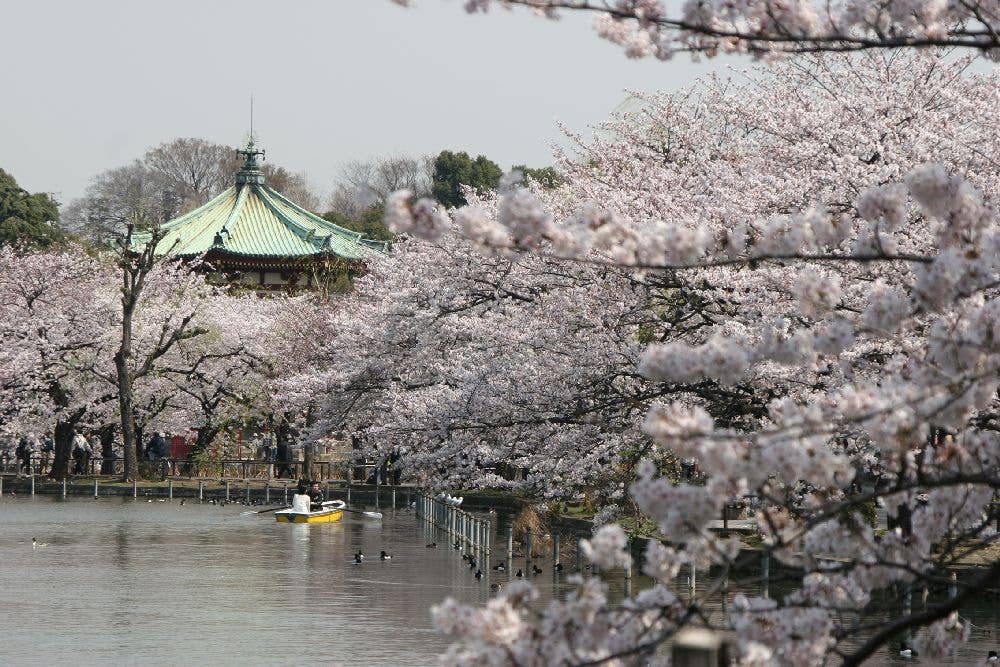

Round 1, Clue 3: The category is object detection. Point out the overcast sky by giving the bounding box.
[1,0,733,208]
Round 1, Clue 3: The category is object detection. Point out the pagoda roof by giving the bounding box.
[149,142,386,260]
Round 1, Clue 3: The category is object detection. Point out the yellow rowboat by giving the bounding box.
[275,500,345,524]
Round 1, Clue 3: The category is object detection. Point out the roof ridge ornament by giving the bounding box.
[235,134,266,186]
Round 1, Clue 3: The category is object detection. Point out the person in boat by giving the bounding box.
[307,481,325,511]
[290,483,312,513]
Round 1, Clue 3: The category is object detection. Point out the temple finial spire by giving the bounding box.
[236,96,266,185]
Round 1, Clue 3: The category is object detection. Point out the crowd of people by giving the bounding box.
[0,435,52,475]
[1,432,95,476]
[1,430,405,484]
[0,431,165,476]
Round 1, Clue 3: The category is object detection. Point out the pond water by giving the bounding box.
[1,496,997,666]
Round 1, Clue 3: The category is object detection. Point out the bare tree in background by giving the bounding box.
[143,138,232,211]
[63,138,322,242]
[327,183,367,221]
[327,154,433,217]
[261,166,321,212]
[60,161,176,241]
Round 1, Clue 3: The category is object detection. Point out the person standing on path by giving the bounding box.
[40,435,53,476]
[72,432,90,474]
[16,437,33,476]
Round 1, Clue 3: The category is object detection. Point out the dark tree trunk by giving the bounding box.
[116,301,138,481]
[49,404,87,480]
[47,380,83,479]
[302,407,317,480]
[303,442,313,481]
[114,225,193,481]
[50,419,75,479]
[135,417,145,465]
[275,414,297,479]
[99,424,116,474]
[191,425,219,456]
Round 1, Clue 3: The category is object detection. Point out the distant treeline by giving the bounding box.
[0,138,560,250]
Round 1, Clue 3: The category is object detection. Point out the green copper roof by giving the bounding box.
[151,143,386,260]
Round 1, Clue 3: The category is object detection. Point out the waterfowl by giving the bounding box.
[490,583,502,592]
[899,643,917,658]
[554,563,564,572]
[516,569,523,578]
[426,542,437,548]
[179,499,185,506]
[354,553,363,564]
[988,650,998,663]
[493,561,506,572]
[31,538,47,548]
[453,541,461,550]
[474,569,483,579]
[380,551,392,560]
[532,565,542,575]
[469,560,477,570]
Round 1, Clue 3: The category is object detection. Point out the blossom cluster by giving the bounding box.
[360,52,1000,665]
[396,0,1000,60]
[0,245,308,464]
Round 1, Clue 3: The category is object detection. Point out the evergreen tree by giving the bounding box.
[0,168,63,249]
[511,164,562,189]
[431,150,502,208]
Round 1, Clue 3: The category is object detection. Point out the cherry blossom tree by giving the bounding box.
[368,51,1000,664]
[395,0,1000,58]
[105,229,308,480]
[151,293,308,458]
[0,236,292,480]
[308,230,657,497]
[0,246,117,477]
[259,295,353,474]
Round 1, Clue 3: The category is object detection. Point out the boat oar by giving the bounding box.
[320,501,382,519]
[340,507,383,519]
[254,505,290,514]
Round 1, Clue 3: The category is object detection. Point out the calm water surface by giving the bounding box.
[1,496,997,666]
[1,496,500,666]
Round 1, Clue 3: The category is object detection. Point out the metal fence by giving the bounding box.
[415,493,492,554]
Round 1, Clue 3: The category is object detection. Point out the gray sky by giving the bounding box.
[1,0,731,208]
